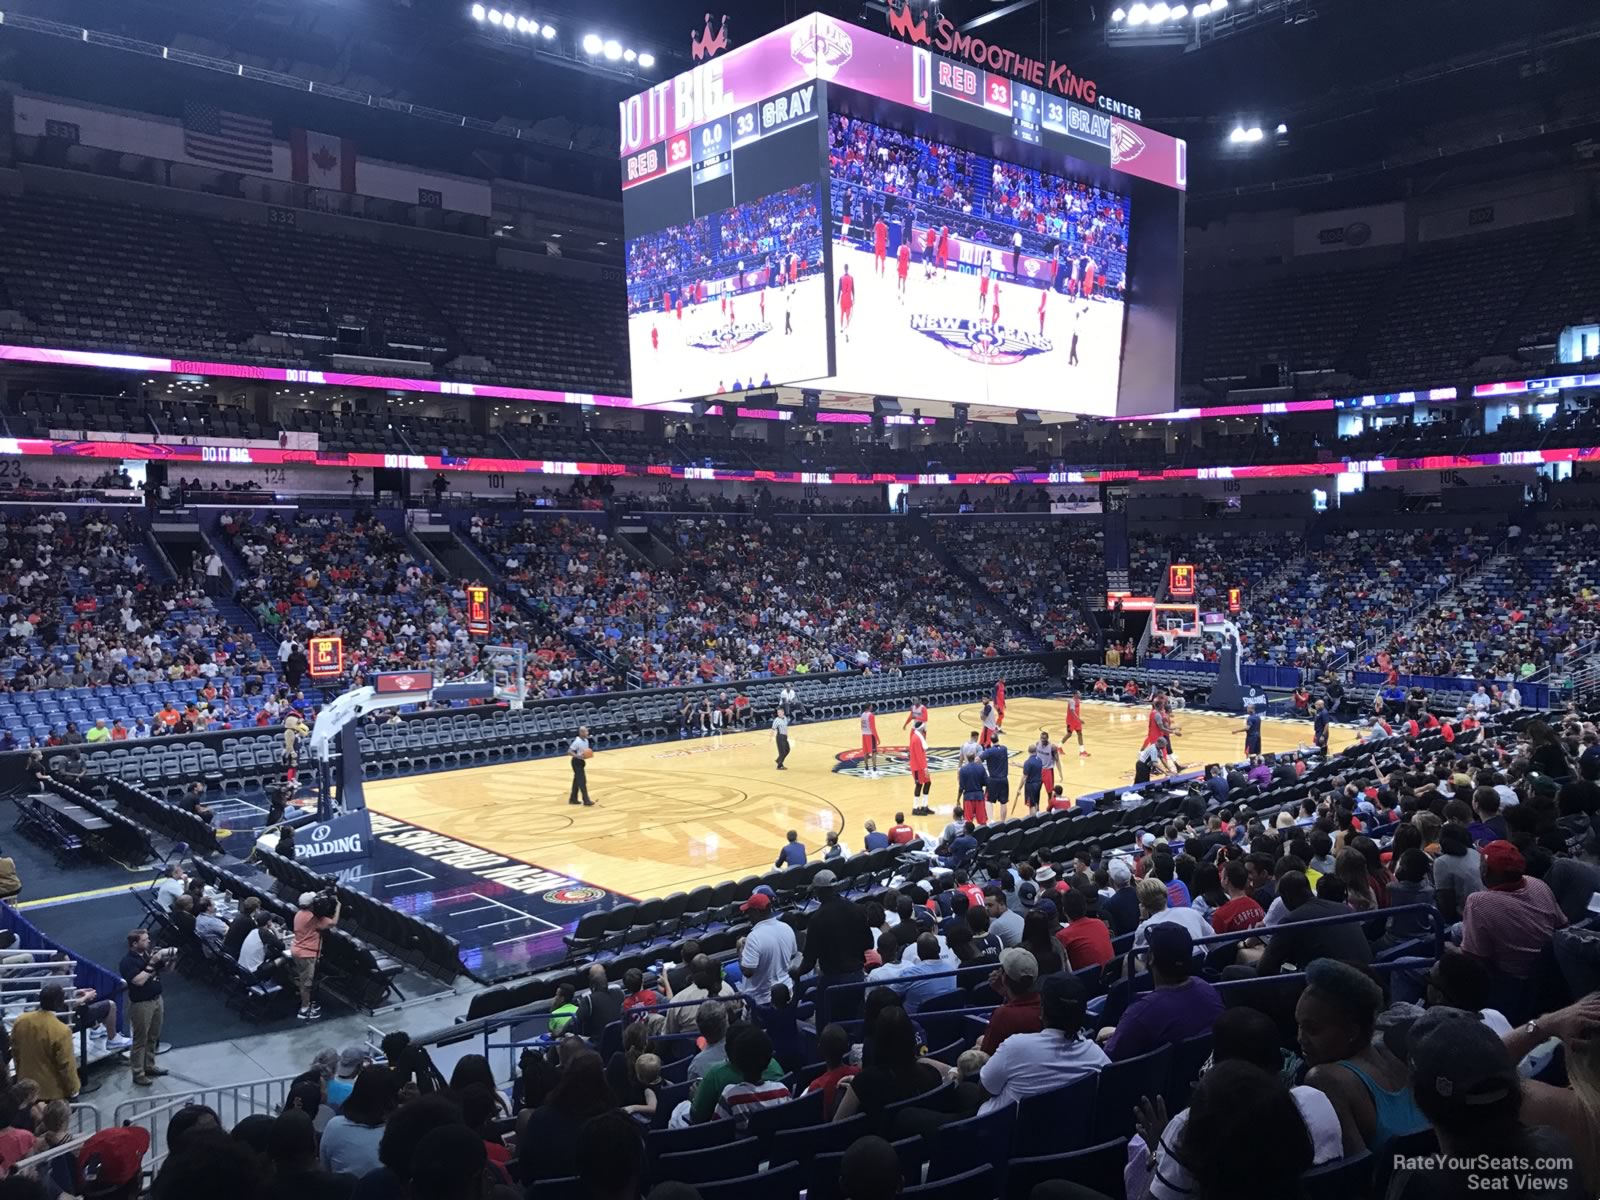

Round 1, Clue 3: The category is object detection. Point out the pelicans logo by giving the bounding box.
[688,321,772,354]
[544,886,606,905]
[909,315,1052,366]
[1110,122,1147,165]
[791,13,855,79]
[833,745,965,777]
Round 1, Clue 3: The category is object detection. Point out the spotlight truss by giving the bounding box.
[468,6,655,73]
[1106,0,1316,50]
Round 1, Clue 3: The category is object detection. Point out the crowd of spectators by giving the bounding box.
[827,112,1131,282]
[926,520,1100,650]
[626,184,822,314]
[224,511,501,684]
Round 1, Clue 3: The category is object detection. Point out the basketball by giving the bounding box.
[582,748,594,760]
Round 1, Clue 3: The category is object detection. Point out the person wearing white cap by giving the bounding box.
[1103,856,1140,937]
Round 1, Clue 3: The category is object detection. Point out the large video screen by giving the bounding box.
[823,112,1132,416]
[625,183,828,403]
[622,87,828,404]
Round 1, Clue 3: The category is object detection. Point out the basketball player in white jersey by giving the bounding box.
[960,728,981,761]
[859,704,881,777]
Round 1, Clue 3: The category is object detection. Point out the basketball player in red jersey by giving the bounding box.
[727,295,735,327]
[990,279,1001,326]
[789,253,799,287]
[994,680,1006,730]
[662,289,671,316]
[937,225,951,278]
[923,226,938,280]
[837,264,855,343]
[907,719,932,815]
[696,279,707,306]
[1065,690,1089,757]
[1038,288,1048,336]
[650,325,658,351]
[1142,694,1175,749]
[1082,256,1097,299]
[977,253,992,315]
[873,215,888,276]
[720,293,726,317]
[759,289,766,323]
[859,702,879,776]
[675,297,684,321]
[896,240,912,302]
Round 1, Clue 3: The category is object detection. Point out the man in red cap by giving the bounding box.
[1461,840,1567,979]
[78,1126,149,1200]
[736,891,796,1005]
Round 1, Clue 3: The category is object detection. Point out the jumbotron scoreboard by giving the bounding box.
[620,12,1185,418]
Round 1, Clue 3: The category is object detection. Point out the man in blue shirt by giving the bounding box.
[862,820,890,852]
[1238,708,1262,756]
[941,821,979,870]
[895,934,956,1013]
[1017,748,1044,815]
[982,732,1011,822]
[775,829,806,869]
[958,752,989,826]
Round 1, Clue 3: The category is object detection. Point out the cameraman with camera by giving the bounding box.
[120,929,178,1087]
[292,889,340,1022]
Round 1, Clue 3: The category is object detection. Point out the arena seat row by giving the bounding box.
[189,858,405,1012]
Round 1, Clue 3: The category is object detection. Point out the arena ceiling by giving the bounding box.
[5,0,1600,206]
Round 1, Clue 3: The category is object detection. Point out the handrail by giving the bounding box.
[113,1073,303,1174]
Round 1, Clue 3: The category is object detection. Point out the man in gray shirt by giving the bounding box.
[1433,823,1484,921]
[985,887,1024,948]
[737,893,796,1003]
[567,726,592,806]
[686,1002,730,1085]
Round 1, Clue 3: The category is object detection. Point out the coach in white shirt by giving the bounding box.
[977,970,1107,1115]
[737,893,796,1004]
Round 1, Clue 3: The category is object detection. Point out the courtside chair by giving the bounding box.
[695,1161,801,1200]
[655,1137,763,1184]
[1091,1044,1174,1145]
[1012,1072,1099,1153]
[904,1164,996,1200]
[924,1102,1015,1182]
[1006,1139,1130,1200]
[1302,1151,1374,1200]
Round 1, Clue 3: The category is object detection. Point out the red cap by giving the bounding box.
[79,1126,150,1193]
[1481,840,1526,876]
[739,893,771,912]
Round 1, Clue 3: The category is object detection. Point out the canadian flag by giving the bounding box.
[290,129,357,192]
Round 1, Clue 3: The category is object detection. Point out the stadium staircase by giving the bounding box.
[906,513,1047,649]
[423,521,618,674]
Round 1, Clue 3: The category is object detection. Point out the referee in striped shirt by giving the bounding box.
[773,707,791,771]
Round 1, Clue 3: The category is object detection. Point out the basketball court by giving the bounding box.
[625,276,829,404]
[827,241,1128,417]
[362,696,1358,901]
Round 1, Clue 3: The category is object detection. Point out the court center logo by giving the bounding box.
[544,885,606,905]
[833,744,965,778]
[687,320,773,354]
[909,315,1053,366]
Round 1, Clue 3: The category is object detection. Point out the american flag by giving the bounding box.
[182,101,274,173]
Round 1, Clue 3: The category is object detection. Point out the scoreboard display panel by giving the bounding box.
[619,13,1186,417]
[623,78,829,406]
